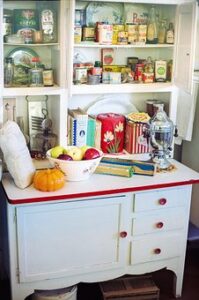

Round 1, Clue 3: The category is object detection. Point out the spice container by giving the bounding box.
[4,57,14,87]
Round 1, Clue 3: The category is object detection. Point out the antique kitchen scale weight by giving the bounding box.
[145,104,178,170]
[26,96,57,157]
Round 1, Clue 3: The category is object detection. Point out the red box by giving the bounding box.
[124,120,150,154]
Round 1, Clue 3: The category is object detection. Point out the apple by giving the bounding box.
[65,146,83,161]
[57,154,73,161]
[80,145,91,156]
[50,146,65,158]
[83,148,101,160]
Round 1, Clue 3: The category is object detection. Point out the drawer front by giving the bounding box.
[131,233,182,265]
[133,188,188,212]
[132,207,185,235]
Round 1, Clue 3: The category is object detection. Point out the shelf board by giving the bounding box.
[3,85,65,97]
[71,82,174,95]
[74,42,174,49]
[4,43,59,47]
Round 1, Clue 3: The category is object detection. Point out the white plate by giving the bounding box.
[86,96,138,116]
[86,2,124,26]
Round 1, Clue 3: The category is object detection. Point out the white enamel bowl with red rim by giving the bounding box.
[46,147,103,181]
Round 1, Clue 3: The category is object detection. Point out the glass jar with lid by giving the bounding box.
[4,57,14,87]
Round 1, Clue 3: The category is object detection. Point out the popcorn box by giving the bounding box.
[124,120,150,154]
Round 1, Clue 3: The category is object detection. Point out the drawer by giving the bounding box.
[130,233,182,265]
[132,207,185,236]
[133,188,188,212]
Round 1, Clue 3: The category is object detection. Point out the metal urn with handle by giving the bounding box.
[146,104,177,169]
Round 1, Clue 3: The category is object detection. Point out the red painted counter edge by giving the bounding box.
[4,179,199,205]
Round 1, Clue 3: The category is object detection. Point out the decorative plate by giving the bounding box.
[86,2,124,26]
[7,47,39,69]
[86,96,138,116]
[6,47,39,86]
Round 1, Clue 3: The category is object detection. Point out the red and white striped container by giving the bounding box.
[124,120,150,154]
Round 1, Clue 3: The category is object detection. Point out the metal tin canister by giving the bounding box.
[13,9,39,38]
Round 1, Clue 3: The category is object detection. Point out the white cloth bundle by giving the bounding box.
[0,121,35,189]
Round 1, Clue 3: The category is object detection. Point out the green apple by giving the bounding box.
[65,146,83,161]
[80,145,91,156]
[50,146,65,158]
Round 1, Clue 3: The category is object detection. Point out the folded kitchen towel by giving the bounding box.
[0,120,35,189]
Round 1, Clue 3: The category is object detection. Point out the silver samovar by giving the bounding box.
[147,104,177,169]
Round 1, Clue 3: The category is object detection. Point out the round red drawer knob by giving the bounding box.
[158,198,167,205]
[120,231,128,238]
[154,248,161,254]
[156,222,164,228]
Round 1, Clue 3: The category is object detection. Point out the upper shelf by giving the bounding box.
[74,42,175,49]
[4,43,59,47]
[71,82,174,95]
[3,86,65,97]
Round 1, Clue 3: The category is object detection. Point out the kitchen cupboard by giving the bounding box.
[1,0,69,148]
[67,0,197,135]
[0,0,198,150]
[1,160,198,300]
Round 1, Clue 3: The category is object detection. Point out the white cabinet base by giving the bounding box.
[4,185,192,300]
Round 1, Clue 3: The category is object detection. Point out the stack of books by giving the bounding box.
[68,108,102,148]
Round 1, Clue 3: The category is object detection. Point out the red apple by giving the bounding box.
[83,148,101,160]
[57,154,73,161]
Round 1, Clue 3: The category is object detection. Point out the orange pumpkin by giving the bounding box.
[33,168,65,192]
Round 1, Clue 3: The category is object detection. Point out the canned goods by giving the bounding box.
[135,63,144,82]
[43,69,54,86]
[74,67,87,84]
[98,24,113,45]
[74,26,82,44]
[117,31,128,45]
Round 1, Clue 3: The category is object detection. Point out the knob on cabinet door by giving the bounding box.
[156,222,164,228]
[120,231,127,238]
[154,248,161,254]
[158,198,167,205]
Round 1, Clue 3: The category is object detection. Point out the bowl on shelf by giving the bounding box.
[46,147,103,182]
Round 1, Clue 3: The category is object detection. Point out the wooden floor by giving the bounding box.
[1,244,199,300]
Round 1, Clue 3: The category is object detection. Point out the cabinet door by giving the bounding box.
[174,2,197,93]
[16,196,129,283]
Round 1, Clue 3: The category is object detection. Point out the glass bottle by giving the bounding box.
[147,5,158,44]
[4,57,14,87]
[166,22,174,44]
[29,57,43,87]
[158,19,167,44]
[37,1,57,43]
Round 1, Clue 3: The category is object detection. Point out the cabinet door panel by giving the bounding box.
[131,233,182,265]
[174,2,197,93]
[16,197,128,282]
